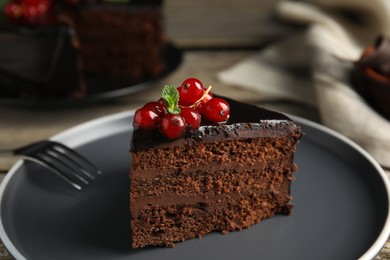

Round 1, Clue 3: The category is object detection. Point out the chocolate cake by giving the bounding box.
[130,90,303,248]
[64,2,165,81]
[354,35,390,120]
[0,0,166,98]
[0,24,83,98]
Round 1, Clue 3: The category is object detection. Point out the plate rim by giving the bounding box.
[0,112,389,260]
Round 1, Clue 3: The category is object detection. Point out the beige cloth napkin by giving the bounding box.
[217,0,390,169]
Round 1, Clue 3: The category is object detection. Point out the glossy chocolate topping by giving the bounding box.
[131,97,299,151]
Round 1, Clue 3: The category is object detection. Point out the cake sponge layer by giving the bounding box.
[131,137,298,178]
[131,188,291,248]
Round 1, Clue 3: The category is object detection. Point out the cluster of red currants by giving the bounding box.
[4,0,82,26]
[4,0,54,26]
[133,78,231,139]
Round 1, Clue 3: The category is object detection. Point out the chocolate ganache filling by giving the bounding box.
[131,96,298,151]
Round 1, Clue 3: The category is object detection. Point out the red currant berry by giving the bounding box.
[159,114,186,139]
[202,98,230,122]
[4,3,22,19]
[143,101,166,116]
[195,92,213,113]
[36,0,52,14]
[24,0,40,5]
[178,78,204,106]
[23,5,40,24]
[180,108,201,130]
[133,107,159,129]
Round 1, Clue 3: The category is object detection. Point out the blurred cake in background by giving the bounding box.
[0,24,82,98]
[0,0,166,99]
[354,35,390,121]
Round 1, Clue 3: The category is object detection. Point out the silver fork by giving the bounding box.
[0,140,102,190]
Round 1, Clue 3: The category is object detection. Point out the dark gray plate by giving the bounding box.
[0,112,389,260]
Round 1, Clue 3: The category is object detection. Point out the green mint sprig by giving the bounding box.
[162,85,181,114]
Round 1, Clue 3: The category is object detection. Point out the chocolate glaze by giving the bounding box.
[131,96,300,151]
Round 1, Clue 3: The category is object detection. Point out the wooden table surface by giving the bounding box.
[0,0,390,259]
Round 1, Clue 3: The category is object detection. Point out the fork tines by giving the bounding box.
[15,141,102,190]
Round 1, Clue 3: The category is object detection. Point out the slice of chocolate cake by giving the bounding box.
[130,80,303,248]
[0,0,165,98]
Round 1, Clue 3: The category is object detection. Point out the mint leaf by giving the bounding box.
[162,85,181,114]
